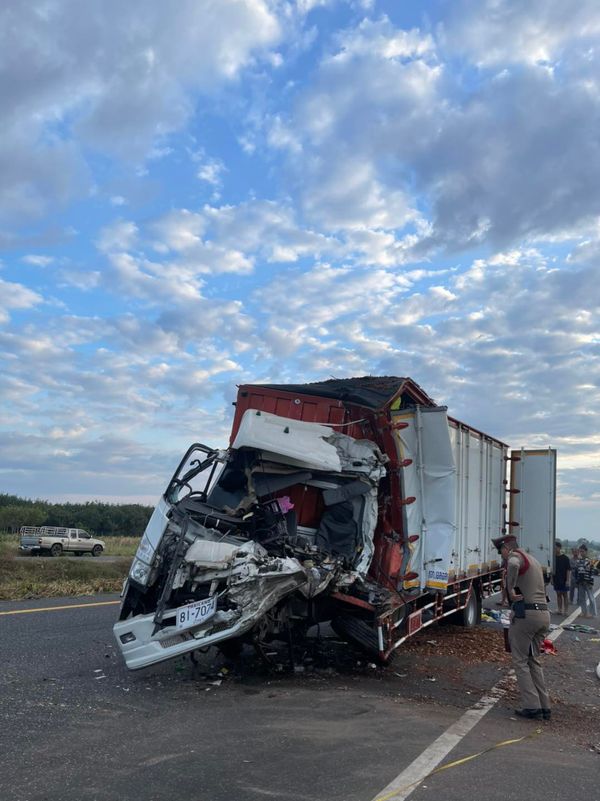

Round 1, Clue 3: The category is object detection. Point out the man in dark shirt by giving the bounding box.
[552,540,571,615]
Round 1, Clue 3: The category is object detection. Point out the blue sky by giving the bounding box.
[2,0,600,539]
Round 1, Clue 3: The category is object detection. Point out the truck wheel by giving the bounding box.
[459,589,481,627]
[50,544,63,557]
[331,615,386,662]
[92,545,103,557]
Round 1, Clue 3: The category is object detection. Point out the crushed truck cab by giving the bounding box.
[114,377,556,670]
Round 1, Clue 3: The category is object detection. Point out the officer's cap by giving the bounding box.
[491,534,518,554]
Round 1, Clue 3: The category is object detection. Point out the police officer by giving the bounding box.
[492,534,551,720]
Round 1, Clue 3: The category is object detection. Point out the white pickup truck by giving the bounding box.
[19,526,105,557]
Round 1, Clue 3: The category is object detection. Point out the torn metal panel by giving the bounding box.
[232,410,343,471]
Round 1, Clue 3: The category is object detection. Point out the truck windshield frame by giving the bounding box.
[165,443,222,504]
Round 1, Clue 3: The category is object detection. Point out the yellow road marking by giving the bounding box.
[373,730,541,801]
[0,600,120,616]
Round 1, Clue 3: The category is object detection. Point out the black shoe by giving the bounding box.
[542,709,551,720]
[515,708,543,719]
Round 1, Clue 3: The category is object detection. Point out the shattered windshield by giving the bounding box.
[165,444,225,504]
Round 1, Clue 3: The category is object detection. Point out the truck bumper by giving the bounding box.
[113,612,255,670]
[19,546,41,554]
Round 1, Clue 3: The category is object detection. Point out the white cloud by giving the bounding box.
[271,11,600,252]
[21,255,54,267]
[0,0,283,225]
[441,0,600,67]
[0,278,43,323]
[96,220,139,253]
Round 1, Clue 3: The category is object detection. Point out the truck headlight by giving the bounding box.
[135,534,155,563]
[130,558,152,585]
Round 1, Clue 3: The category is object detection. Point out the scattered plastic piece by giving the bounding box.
[561,623,599,634]
[276,496,294,514]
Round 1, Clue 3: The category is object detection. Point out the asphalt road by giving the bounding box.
[0,591,598,801]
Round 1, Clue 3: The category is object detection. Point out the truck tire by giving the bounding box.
[92,545,103,557]
[50,543,62,557]
[331,616,386,662]
[459,589,481,627]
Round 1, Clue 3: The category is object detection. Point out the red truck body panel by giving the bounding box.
[232,378,440,593]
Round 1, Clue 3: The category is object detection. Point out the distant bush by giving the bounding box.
[0,494,153,538]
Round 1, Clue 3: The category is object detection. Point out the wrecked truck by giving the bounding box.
[114,377,556,670]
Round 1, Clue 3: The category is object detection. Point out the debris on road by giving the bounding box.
[540,638,557,655]
[561,623,599,634]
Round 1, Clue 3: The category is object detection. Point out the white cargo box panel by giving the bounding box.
[393,409,507,592]
[393,407,456,593]
[509,448,556,572]
[450,423,507,578]
[392,409,423,591]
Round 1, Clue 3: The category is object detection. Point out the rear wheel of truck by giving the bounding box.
[50,544,62,557]
[458,588,481,627]
[92,545,103,557]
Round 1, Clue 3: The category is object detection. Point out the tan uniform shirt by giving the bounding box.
[506,550,547,604]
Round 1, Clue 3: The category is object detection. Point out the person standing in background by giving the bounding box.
[575,544,597,618]
[569,546,579,605]
[552,540,571,615]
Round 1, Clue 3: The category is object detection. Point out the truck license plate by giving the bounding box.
[175,596,217,632]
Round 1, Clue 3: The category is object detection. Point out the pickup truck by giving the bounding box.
[19,526,105,557]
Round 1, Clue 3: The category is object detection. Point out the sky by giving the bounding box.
[1,0,599,538]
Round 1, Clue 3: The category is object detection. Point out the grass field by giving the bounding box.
[0,533,138,600]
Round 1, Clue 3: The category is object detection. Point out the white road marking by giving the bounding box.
[370,588,600,801]
[370,681,509,801]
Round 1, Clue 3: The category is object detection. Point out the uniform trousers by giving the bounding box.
[508,610,551,710]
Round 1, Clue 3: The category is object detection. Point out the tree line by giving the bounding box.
[0,493,153,538]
